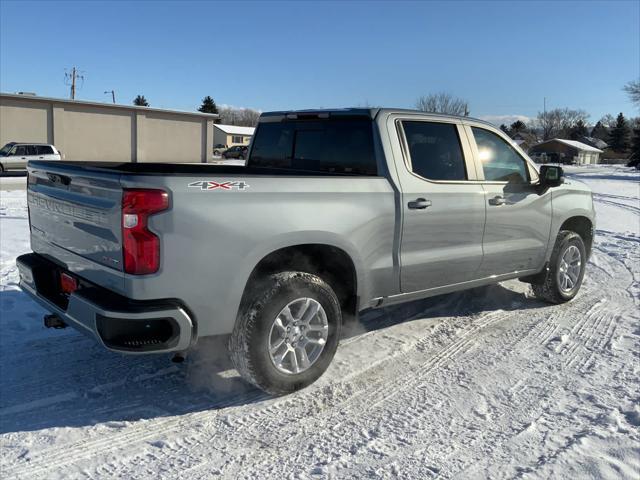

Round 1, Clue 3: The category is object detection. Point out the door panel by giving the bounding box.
[479,183,552,276]
[401,185,486,291]
[466,125,552,276]
[393,119,486,293]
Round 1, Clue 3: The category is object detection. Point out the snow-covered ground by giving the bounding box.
[0,165,638,479]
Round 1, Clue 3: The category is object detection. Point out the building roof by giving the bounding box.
[534,138,603,153]
[214,124,255,135]
[579,136,608,150]
[0,92,219,119]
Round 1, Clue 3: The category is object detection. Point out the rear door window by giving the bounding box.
[249,119,377,175]
[401,121,467,181]
[36,145,54,155]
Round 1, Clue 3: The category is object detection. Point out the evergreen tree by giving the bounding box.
[499,124,510,135]
[198,96,218,114]
[608,113,631,153]
[628,119,640,167]
[509,120,527,134]
[590,121,608,141]
[569,119,588,140]
[133,95,149,107]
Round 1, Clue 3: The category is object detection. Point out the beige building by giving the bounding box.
[0,93,219,163]
[213,124,255,148]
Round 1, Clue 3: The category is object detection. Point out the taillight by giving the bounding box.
[122,189,169,275]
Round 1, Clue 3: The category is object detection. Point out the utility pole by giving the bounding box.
[70,67,77,99]
[543,96,547,140]
[104,90,116,104]
[65,67,84,100]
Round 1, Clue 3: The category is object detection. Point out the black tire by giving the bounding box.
[532,230,587,304]
[229,272,342,395]
[213,150,220,156]
[0,163,4,173]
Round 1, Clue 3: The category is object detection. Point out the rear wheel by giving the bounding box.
[532,230,586,304]
[229,272,342,395]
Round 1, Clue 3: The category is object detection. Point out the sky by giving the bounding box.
[1,0,638,125]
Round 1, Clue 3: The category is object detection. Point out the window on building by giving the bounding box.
[401,121,467,181]
[232,136,244,144]
[471,127,529,183]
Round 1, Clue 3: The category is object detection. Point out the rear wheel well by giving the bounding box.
[559,216,594,257]
[242,245,358,322]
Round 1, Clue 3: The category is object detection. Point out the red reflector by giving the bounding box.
[60,272,78,294]
[122,189,169,275]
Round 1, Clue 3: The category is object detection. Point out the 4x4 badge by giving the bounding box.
[188,181,250,191]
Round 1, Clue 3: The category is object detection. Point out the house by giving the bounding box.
[528,138,603,165]
[213,124,255,148]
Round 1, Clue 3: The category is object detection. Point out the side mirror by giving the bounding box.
[538,165,564,190]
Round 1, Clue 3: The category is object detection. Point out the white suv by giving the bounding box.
[0,142,62,172]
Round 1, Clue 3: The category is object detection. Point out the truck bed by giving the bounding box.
[28,160,379,177]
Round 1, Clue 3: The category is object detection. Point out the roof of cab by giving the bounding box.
[258,107,495,128]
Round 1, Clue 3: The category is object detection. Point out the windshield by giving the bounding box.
[0,143,14,156]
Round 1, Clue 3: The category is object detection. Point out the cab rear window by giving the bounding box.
[249,119,377,175]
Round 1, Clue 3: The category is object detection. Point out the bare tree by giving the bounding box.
[535,108,589,140]
[218,107,261,126]
[415,92,469,116]
[623,79,640,109]
[599,114,616,128]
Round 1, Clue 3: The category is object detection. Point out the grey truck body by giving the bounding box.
[18,108,595,354]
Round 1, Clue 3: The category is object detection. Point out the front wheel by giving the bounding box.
[532,230,587,304]
[229,272,342,395]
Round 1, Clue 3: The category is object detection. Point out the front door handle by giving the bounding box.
[488,195,506,206]
[408,198,432,210]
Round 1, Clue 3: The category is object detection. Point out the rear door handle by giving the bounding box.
[488,196,506,206]
[408,198,432,210]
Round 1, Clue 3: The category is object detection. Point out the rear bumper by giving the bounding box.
[17,253,195,354]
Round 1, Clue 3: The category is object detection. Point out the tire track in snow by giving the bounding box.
[4,231,638,479]
[7,305,511,479]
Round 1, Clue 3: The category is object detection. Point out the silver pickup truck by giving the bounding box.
[18,108,595,394]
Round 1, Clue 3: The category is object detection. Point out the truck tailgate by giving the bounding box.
[27,162,124,274]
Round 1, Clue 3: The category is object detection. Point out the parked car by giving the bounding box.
[222,145,248,160]
[213,144,227,156]
[17,108,595,395]
[0,142,61,172]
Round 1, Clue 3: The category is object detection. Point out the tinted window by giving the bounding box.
[402,121,466,181]
[36,145,54,155]
[472,127,529,183]
[249,119,376,175]
[14,146,27,156]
